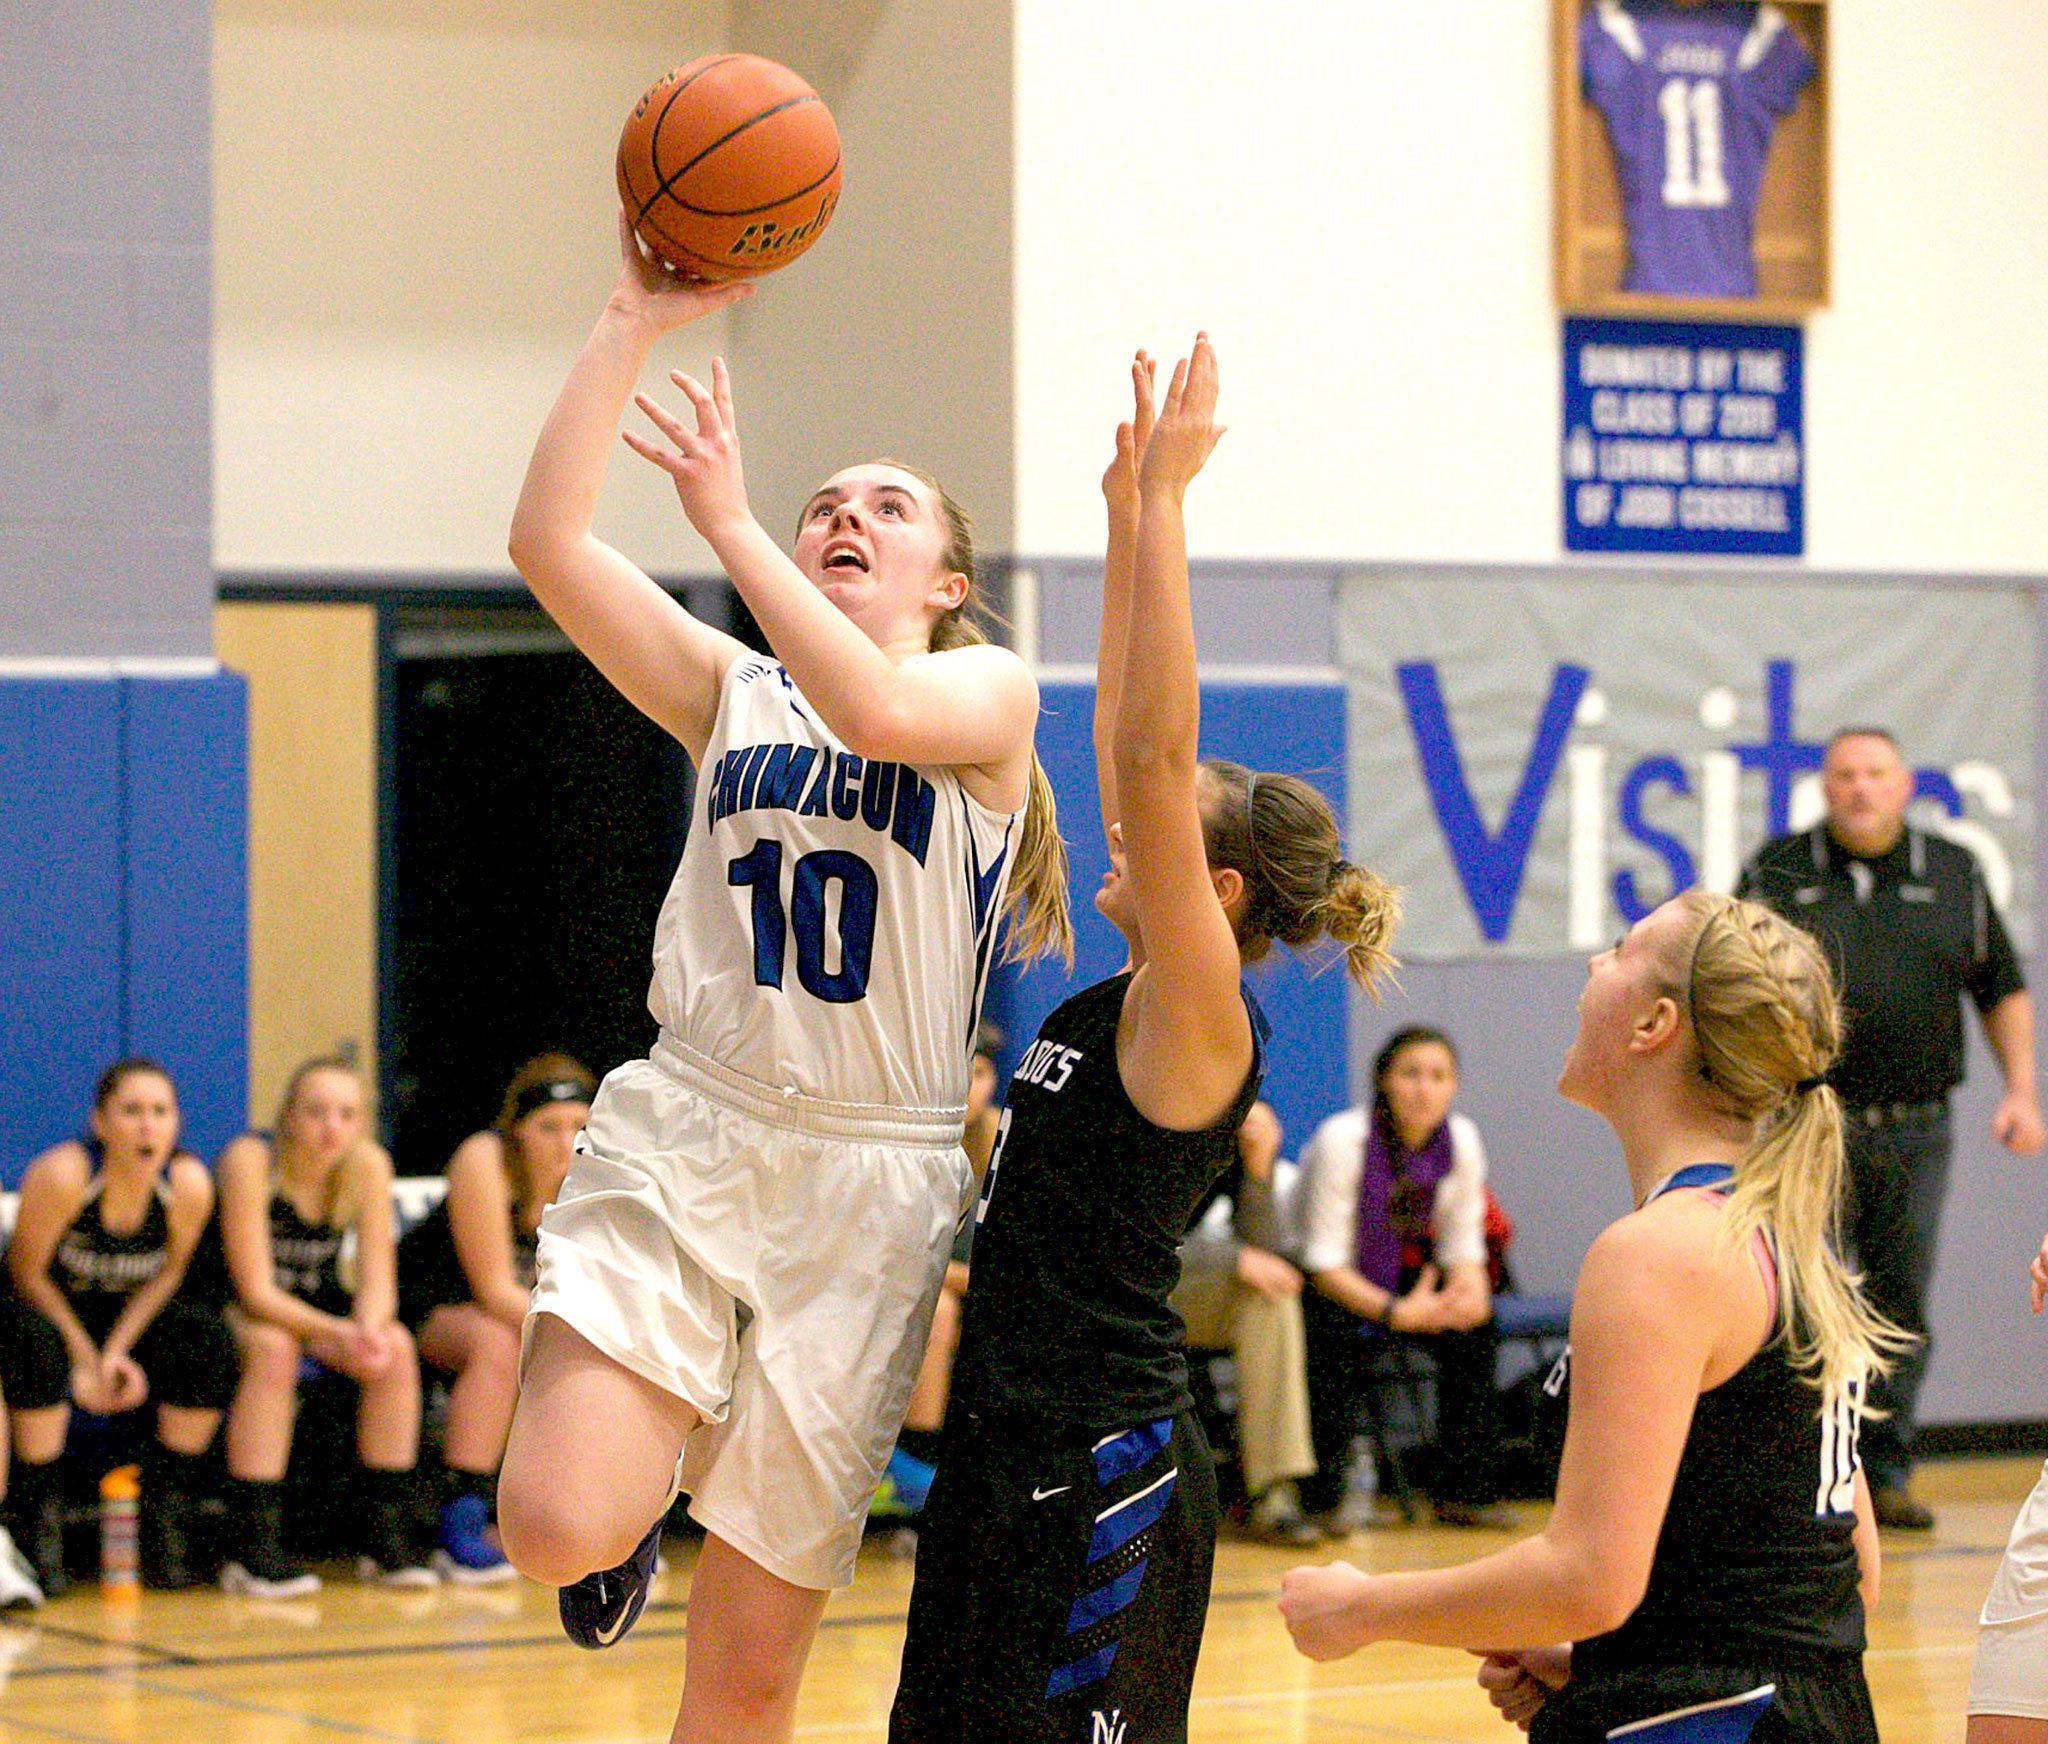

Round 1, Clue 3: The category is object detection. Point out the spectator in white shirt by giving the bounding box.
[1296,1027,1510,1530]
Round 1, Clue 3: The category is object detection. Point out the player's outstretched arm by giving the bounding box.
[507,212,755,764]
[1094,350,1155,847]
[1115,334,1251,1131]
[629,357,1037,793]
[1280,1210,1724,1658]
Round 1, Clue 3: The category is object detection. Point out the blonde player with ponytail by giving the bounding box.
[499,213,1069,1742]
[1283,890,1908,1744]
[892,337,1400,1743]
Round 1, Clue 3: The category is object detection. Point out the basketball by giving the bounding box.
[616,54,841,282]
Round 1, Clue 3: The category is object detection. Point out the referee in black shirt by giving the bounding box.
[1741,727,2043,1529]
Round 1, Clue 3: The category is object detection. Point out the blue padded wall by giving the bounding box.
[124,672,248,1164]
[0,675,247,1185]
[992,678,1351,1164]
[0,681,125,1176]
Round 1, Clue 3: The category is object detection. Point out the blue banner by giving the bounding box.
[1562,316,1803,556]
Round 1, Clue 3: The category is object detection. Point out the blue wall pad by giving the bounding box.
[994,678,1350,1166]
[0,680,124,1183]
[124,673,249,1165]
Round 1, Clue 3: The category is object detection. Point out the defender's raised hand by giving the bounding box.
[1137,332,1225,497]
[1102,349,1158,529]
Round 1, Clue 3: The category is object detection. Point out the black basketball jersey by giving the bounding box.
[50,1145,175,1309]
[267,1192,354,1318]
[948,972,1267,1431]
[1549,1163,1867,1674]
[396,1191,537,1329]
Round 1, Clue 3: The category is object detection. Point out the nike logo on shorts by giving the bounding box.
[1032,1484,1072,1501]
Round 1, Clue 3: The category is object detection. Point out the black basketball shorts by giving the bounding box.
[890,1407,1218,1744]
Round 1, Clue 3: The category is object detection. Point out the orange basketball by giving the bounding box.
[616,54,842,282]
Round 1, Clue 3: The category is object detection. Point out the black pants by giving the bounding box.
[1300,1287,1501,1514]
[0,1293,237,1413]
[891,1407,1216,1744]
[1841,1107,1949,1490]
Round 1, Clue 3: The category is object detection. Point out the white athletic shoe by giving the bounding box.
[357,1556,440,1590]
[0,1527,45,1610]
[220,1560,323,1600]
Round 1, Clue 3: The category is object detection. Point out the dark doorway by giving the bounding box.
[386,607,696,1174]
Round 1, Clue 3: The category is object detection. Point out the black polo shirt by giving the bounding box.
[1738,825,2025,1106]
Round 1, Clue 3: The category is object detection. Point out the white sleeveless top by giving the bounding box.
[647,654,1019,1115]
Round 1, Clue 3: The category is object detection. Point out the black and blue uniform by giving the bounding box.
[1530,1163,1877,1744]
[891,972,1266,1744]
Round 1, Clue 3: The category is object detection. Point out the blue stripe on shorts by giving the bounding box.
[1044,1642,1118,1699]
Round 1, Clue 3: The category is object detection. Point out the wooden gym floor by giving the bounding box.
[2,1455,2036,1744]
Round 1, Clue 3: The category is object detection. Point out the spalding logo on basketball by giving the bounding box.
[616,53,842,281]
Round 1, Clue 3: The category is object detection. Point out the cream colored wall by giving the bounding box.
[729,0,1014,549]
[212,601,378,1122]
[214,0,1011,575]
[213,0,740,575]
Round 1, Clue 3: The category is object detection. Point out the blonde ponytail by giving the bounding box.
[1676,892,1915,1407]
[1198,759,1400,996]
[1318,859,1403,997]
[892,458,1073,967]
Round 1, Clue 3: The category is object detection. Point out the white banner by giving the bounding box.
[1341,573,2034,960]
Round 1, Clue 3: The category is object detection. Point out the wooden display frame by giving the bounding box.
[1555,0,1829,321]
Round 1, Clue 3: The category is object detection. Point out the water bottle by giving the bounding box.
[99,1463,141,1599]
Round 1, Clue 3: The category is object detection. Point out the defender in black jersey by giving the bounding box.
[893,339,1399,1743]
[0,1060,232,1594]
[1281,893,1897,1744]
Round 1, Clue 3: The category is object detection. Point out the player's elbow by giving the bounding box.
[1111,730,1194,782]
[831,692,913,763]
[1534,1527,1649,1638]
[506,517,559,588]
[1565,1559,1649,1638]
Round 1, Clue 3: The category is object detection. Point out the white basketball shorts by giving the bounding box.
[526,1032,974,1590]
[1969,1458,2048,1719]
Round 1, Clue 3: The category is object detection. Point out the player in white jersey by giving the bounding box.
[497,213,1071,1744]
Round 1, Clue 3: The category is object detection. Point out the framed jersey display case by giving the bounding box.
[1556,0,1829,320]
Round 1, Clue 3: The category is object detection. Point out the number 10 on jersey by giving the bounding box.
[728,839,879,1003]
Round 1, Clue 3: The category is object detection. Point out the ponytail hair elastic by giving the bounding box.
[1793,1074,1827,1097]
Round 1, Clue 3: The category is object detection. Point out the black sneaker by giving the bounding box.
[558,1520,662,1650]
[1871,1486,1934,1531]
[22,1492,68,1600]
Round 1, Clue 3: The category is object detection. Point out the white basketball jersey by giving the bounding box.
[647,655,1019,1114]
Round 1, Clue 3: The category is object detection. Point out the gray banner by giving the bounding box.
[1340,572,2034,961]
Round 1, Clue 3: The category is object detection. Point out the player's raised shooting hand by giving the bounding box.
[609,209,754,334]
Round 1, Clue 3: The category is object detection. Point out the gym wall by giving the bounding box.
[4,1,2044,1427]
